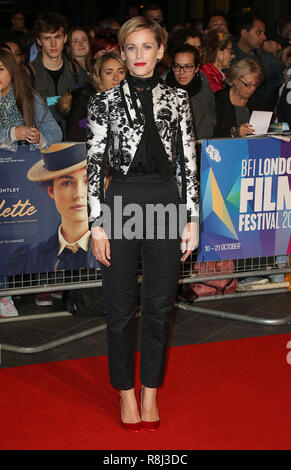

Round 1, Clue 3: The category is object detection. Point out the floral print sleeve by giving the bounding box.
[175,88,199,221]
[86,92,110,229]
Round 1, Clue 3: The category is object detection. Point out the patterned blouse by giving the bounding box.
[0,87,24,128]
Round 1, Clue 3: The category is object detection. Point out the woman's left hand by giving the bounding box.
[180,221,199,262]
[239,123,254,137]
[25,126,40,144]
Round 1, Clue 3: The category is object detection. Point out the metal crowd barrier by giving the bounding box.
[177,253,291,325]
[0,268,105,354]
[0,253,290,354]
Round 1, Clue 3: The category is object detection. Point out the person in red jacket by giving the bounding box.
[201,30,234,93]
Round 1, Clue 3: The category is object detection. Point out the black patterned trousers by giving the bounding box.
[100,173,182,390]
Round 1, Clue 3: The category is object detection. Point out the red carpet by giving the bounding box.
[1,333,291,450]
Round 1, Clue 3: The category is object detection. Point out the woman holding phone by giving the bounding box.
[0,49,62,151]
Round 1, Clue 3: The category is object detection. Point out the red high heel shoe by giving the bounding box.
[121,420,142,433]
[120,397,141,434]
[139,386,160,432]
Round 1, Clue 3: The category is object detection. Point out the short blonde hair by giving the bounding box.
[118,16,166,49]
[92,51,126,91]
[227,58,264,87]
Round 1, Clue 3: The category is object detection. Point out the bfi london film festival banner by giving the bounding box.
[198,137,291,262]
[0,142,98,278]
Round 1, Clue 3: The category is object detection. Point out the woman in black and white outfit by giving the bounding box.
[86,17,199,433]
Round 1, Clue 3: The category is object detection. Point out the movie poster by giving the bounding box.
[0,143,99,276]
[198,137,291,261]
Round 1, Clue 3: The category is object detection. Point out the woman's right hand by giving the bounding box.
[14,126,30,141]
[239,123,254,137]
[91,226,111,266]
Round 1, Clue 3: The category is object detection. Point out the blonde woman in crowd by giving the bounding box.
[59,51,126,141]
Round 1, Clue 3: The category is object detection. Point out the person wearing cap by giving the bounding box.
[263,29,287,58]
[258,29,285,111]
[277,62,291,129]
[7,143,99,274]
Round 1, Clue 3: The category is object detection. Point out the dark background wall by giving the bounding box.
[0,0,290,31]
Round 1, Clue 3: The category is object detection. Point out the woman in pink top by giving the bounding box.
[201,30,234,93]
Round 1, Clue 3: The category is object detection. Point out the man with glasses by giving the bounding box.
[27,12,89,138]
[207,11,229,34]
[143,3,164,25]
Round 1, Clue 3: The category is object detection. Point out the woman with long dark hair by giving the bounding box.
[87,17,199,433]
[0,49,62,150]
[66,26,92,74]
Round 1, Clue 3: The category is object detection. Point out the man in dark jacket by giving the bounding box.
[27,12,89,138]
[232,13,284,111]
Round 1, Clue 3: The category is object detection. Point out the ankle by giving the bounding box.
[140,386,159,421]
[120,389,141,424]
[141,386,158,401]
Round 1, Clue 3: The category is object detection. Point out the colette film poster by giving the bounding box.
[198,137,291,261]
[0,143,98,277]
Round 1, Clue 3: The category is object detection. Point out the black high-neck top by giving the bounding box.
[112,70,173,178]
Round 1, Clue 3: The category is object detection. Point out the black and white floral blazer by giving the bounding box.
[86,78,199,227]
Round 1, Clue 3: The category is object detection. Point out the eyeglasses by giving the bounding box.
[173,64,195,73]
[239,78,258,89]
[211,21,228,28]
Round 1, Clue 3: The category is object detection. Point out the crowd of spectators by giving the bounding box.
[1,4,291,144]
[1,4,291,305]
